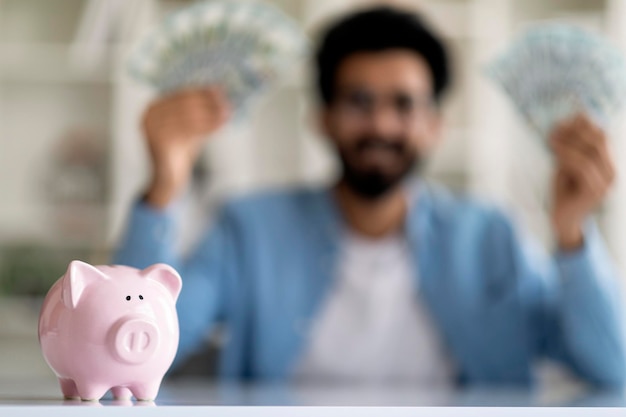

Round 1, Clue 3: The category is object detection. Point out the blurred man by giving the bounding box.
[115,7,625,387]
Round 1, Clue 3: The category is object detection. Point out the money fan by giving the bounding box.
[487,23,626,139]
[128,0,308,114]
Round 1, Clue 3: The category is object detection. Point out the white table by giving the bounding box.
[1,376,625,416]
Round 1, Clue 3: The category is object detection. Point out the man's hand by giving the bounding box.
[142,87,230,209]
[549,113,616,250]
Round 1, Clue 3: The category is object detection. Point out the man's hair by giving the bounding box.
[314,6,451,105]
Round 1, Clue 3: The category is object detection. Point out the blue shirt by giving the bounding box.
[114,182,626,387]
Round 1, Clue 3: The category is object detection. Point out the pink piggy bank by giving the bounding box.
[38,260,182,401]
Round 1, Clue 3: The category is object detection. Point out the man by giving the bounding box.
[115,7,626,387]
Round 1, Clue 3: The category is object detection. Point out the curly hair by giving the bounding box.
[315,6,451,105]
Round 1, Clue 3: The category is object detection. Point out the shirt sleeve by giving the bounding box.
[508,216,626,388]
[113,199,235,371]
[113,200,181,269]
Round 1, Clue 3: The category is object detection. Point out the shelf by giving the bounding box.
[0,43,131,84]
[0,0,86,44]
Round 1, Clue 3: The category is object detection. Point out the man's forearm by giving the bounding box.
[554,227,626,387]
[113,200,180,269]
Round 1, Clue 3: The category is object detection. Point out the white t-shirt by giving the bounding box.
[294,229,454,385]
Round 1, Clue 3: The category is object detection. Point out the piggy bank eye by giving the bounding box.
[139,295,144,300]
[126,296,131,301]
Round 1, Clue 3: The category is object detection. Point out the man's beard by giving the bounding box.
[337,137,422,200]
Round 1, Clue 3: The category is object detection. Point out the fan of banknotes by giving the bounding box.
[487,23,626,139]
[128,0,307,114]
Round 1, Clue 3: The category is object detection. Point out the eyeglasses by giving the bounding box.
[332,88,436,125]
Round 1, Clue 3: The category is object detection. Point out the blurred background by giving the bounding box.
[2,0,626,384]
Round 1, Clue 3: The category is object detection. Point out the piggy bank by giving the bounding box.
[38,260,182,401]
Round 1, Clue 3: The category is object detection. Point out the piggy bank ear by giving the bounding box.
[62,260,109,309]
[141,264,182,301]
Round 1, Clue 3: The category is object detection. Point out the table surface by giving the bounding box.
[1,376,626,416]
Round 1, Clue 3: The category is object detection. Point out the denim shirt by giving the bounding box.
[114,182,626,387]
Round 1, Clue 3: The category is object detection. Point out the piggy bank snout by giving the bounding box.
[110,316,160,364]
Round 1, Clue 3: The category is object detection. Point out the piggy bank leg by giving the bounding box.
[74,381,109,401]
[130,381,161,401]
[111,386,133,401]
[58,378,79,400]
